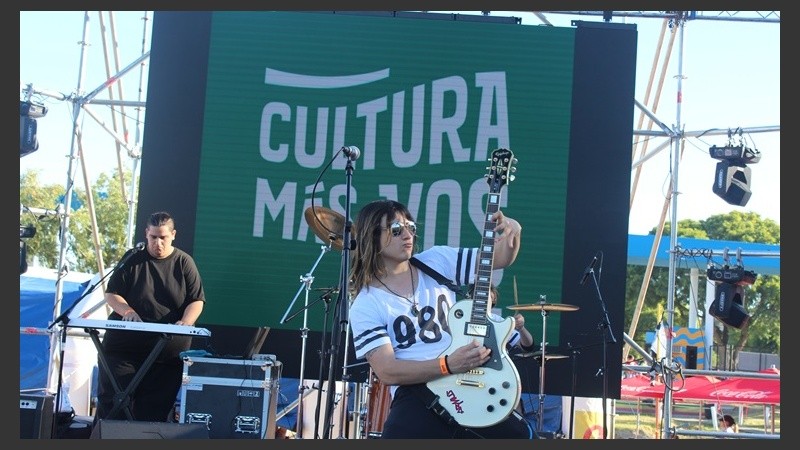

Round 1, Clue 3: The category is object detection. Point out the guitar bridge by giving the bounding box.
[456,379,484,388]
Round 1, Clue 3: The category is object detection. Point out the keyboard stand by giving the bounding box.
[85,329,171,420]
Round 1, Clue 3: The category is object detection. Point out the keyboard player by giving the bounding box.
[94,211,206,425]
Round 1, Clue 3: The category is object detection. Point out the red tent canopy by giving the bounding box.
[621,371,780,405]
[673,373,780,405]
[621,375,665,400]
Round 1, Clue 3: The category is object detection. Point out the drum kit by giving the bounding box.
[507,297,579,434]
[296,206,580,438]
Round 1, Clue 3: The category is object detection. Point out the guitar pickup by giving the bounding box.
[465,323,488,337]
[456,379,484,388]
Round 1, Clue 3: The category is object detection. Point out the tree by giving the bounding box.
[20,169,134,273]
[632,212,780,369]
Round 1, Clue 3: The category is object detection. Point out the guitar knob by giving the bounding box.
[487,405,495,412]
[499,399,508,406]
[488,387,497,395]
[501,381,511,389]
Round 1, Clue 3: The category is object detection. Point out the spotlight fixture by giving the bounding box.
[709,129,761,207]
[20,100,47,158]
[20,225,37,239]
[707,262,756,329]
[20,100,48,119]
[709,281,750,329]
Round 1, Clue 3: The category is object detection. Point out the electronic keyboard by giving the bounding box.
[65,318,211,337]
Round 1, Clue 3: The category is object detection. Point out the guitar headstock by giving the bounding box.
[485,148,517,193]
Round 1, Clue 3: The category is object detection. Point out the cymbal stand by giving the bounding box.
[535,295,549,434]
[280,243,333,439]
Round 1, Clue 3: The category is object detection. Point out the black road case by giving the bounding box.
[179,355,282,439]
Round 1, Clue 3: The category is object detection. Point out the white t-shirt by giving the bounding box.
[349,246,478,398]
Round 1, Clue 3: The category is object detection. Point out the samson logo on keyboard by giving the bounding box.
[65,318,211,337]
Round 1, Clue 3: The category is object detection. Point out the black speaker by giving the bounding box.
[712,160,752,206]
[20,393,54,439]
[709,282,750,329]
[90,420,209,439]
[685,345,698,370]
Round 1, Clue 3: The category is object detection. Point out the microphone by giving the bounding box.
[579,255,598,285]
[341,145,360,161]
[115,242,145,270]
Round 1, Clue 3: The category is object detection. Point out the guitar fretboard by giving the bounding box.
[471,148,514,324]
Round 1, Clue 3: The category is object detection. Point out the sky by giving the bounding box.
[19,11,780,236]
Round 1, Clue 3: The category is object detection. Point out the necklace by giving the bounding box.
[376,267,418,316]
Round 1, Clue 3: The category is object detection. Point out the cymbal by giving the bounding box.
[513,351,569,361]
[507,303,579,312]
[304,206,345,251]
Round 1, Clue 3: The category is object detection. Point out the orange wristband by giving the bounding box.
[439,356,450,375]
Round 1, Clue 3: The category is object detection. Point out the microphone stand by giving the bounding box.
[565,340,604,439]
[587,267,616,439]
[45,245,140,434]
[322,153,356,439]
[312,292,334,439]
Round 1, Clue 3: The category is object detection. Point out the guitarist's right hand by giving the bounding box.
[446,339,491,374]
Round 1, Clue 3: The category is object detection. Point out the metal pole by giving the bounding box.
[661,11,689,438]
[46,10,91,397]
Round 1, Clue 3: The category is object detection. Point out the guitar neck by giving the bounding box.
[470,148,515,324]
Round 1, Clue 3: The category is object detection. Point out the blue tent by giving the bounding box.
[20,268,91,391]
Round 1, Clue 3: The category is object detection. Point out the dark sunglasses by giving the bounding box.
[384,220,417,237]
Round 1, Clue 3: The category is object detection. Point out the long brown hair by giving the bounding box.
[349,200,416,295]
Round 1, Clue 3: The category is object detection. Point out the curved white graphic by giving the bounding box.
[264,67,390,88]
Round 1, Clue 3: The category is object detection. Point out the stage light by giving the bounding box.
[706,266,756,286]
[20,100,47,119]
[20,225,37,239]
[709,130,761,206]
[708,145,761,165]
[20,100,46,158]
[709,281,750,329]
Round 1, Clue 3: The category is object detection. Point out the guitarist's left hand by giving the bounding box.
[491,211,522,269]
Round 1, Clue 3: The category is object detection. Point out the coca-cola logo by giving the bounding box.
[710,388,772,400]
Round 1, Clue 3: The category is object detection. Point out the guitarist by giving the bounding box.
[349,199,531,438]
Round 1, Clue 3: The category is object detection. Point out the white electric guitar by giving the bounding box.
[426,148,521,428]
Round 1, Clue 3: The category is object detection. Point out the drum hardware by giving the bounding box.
[512,295,579,434]
[513,350,569,361]
[313,286,340,293]
[305,206,345,251]
[279,213,341,438]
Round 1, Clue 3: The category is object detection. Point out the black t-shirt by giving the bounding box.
[101,247,205,361]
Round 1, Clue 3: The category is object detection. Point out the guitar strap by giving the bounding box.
[405,384,459,426]
[408,257,466,427]
[409,257,468,298]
